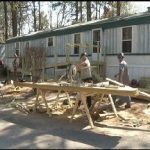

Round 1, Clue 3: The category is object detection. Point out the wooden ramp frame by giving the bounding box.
[14,81,141,128]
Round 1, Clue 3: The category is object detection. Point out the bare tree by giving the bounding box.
[75,1,78,22]
[10,1,18,37]
[32,1,37,32]
[38,1,41,30]
[86,1,91,21]
[79,1,82,22]
[3,1,8,40]
[49,2,53,29]
[117,1,121,16]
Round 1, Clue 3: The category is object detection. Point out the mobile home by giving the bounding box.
[5,9,150,82]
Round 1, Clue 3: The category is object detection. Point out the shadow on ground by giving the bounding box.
[0,108,121,149]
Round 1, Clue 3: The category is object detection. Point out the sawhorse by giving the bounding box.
[33,87,72,116]
[70,92,118,128]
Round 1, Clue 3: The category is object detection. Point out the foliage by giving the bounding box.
[21,46,46,82]
[0,1,139,40]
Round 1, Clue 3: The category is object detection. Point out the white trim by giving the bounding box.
[26,41,30,49]
[121,26,132,53]
[108,64,150,68]
[92,28,103,53]
[47,36,55,47]
[15,42,20,49]
[15,42,20,56]
[73,32,82,54]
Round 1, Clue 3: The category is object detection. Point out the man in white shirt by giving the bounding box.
[114,52,131,108]
[76,52,93,108]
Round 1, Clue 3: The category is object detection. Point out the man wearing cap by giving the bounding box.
[115,53,130,85]
[76,52,93,108]
[13,53,20,81]
[114,52,131,108]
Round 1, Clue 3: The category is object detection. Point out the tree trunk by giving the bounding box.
[95,1,98,19]
[117,1,121,16]
[10,2,18,37]
[75,1,78,22]
[3,1,8,40]
[49,2,52,29]
[99,2,101,19]
[79,1,82,22]
[86,1,91,21]
[33,1,37,32]
[18,2,22,36]
[38,1,41,30]
[60,3,66,25]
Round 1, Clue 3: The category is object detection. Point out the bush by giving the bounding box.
[1,66,8,77]
[130,79,139,88]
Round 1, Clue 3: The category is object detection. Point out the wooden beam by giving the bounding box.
[14,81,140,97]
[132,91,150,101]
[106,78,124,87]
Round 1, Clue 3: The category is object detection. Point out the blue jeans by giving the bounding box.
[113,95,131,106]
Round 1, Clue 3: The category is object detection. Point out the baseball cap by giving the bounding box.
[80,52,87,59]
[117,52,124,59]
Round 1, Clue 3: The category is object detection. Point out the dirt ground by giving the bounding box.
[0,74,150,131]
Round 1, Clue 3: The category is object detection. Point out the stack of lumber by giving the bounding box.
[139,77,150,89]
[106,78,150,101]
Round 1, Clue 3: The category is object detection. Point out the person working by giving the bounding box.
[114,52,131,108]
[13,53,20,81]
[76,52,93,108]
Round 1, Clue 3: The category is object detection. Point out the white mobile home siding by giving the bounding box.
[104,28,122,54]
[0,44,5,63]
[105,24,150,81]
[137,24,150,53]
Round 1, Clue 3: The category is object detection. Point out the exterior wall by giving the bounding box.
[0,44,5,63]
[104,24,150,54]
[5,18,150,80]
[103,27,122,54]
[104,24,150,81]
[5,43,15,72]
[106,55,150,81]
[136,24,150,53]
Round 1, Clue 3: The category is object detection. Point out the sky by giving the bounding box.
[24,1,150,34]
[43,1,150,25]
[132,1,150,12]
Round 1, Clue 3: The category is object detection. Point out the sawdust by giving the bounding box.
[0,82,150,128]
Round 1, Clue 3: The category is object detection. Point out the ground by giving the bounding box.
[0,75,150,148]
[0,77,150,129]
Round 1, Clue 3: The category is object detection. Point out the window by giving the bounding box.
[74,33,80,54]
[48,37,53,47]
[15,42,20,56]
[26,42,29,49]
[93,29,101,53]
[122,27,132,53]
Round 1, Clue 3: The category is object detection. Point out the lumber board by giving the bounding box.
[14,81,139,97]
[132,91,150,101]
[105,78,150,101]
[106,78,124,87]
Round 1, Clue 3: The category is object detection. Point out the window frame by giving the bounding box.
[92,28,102,53]
[47,37,55,47]
[73,33,81,55]
[121,26,132,53]
[15,42,20,56]
[26,41,30,49]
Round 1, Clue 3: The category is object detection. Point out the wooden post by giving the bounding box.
[70,92,80,122]
[66,43,70,64]
[97,41,100,75]
[41,89,52,117]
[108,94,118,117]
[33,88,40,112]
[52,89,62,108]
[80,93,94,128]
[54,46,57,80]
